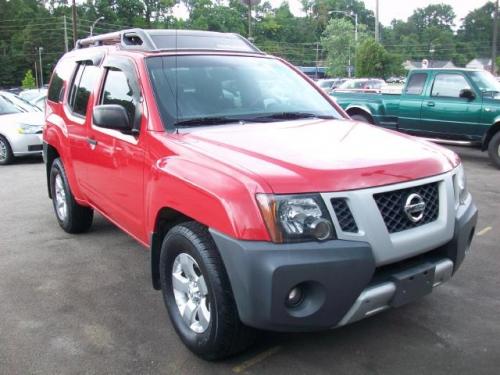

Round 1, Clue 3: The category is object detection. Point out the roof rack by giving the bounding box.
[75,29,263,54]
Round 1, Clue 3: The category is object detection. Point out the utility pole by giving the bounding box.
[315,42,320,79]
[63,15,69,53]
[34,60,38,89]
[492,0,499,75]
[375,0,380,42]
[38,47,44,88]
[72,0,77,48]
[248,4,252,40]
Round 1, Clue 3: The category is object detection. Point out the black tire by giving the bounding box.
[49,158,93,233]
[350,113,373,124]
[487,131,500,169]
[0,135,14,165]
[159,221,256,360]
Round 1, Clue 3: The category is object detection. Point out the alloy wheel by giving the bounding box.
[54,173,68,221]
[172,253,211,333]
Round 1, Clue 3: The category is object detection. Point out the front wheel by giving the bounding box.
[0,135,14,165]
[49,158,93,233]
[488,131,500,169]
[159,222,256,360]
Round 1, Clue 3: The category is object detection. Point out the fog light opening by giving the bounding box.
[307,218,333,241]
[286,286,304,308]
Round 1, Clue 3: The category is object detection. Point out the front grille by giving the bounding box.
[373,182,439,233]
[331,198,358,233]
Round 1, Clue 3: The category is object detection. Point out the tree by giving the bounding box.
[21,69,36,89]
[321,18,367,77]
[355,38,391,78]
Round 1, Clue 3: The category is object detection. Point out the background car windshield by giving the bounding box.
[469,71,500,93]
[146,55,341,128]
[0,95,22,115]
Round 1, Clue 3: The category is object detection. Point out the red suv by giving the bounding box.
[43,29,478,360]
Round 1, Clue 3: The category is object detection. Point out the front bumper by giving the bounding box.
[210,200,477,332]
[9,132,43,156]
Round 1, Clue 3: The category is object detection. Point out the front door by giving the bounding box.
[85,58,146,240]
[420,72,483,139]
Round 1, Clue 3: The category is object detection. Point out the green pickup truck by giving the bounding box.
[331,68,500,168]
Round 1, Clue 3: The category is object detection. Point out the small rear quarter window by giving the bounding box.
[405,73,428,95]
[48,59,76,103]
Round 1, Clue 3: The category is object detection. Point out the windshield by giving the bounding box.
[469,71,500,93]
[0,95,22,115]
[146,55,341,128]
[0,92,41,112]
[318,80,334,89]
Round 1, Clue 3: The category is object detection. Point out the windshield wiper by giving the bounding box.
[174,116,244,127]
[252,112,336,121]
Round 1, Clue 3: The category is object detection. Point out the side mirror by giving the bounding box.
[92,104,131,131]
[459,88,476,100]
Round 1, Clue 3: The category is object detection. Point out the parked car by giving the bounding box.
[43,29,477,360]
[19,88,48,102]
[316,78,347,91]
[334,78,386,92]
[0,94,44,165]
[331,68,500,168]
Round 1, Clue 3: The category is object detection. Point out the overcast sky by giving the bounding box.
[268,0,492,25]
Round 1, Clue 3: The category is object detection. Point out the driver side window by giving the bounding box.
[431,74,471,98]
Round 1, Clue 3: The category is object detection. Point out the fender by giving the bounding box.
[44,112,87,204]
[482,120,500,151]
[345,104,374,117]
[146,155,271,242]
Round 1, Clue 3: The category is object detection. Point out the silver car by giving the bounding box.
[0,93,44,165]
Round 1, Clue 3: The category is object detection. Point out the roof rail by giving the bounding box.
[74,28,263,54]
[75,29,157,51]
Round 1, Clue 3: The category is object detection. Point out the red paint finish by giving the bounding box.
[44,46,459,244]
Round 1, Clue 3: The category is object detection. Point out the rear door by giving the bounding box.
[84,57,146,240]
[397,72,428,132]
[420,72,483,138]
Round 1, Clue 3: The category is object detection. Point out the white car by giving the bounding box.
[0,93,44,165]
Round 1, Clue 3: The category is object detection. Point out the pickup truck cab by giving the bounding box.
[331,68,500,168]
[43,29,477,360]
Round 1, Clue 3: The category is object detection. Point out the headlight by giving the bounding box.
[256,193,335,243]
[453,164,468,205]
[18,124,43,134]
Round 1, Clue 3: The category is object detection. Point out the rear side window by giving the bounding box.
[405,73,427,95]
[100,68,136,124]
[48,59,76,103]
[68,63,100,116]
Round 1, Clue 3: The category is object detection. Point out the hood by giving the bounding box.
[0,112,45,128]
[175,119,459,193]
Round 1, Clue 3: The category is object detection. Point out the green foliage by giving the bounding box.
[321,18,367,76]
[21,69,36,89]
[354,38,402,78]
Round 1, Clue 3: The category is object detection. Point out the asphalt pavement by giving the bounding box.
[0,145,499,375]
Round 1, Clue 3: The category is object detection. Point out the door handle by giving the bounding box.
[86,138,97,149]
[427,101,435,107]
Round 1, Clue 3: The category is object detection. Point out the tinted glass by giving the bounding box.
[431,74,470,98]
[72,64,100,116]
[48,59,75,103]
[405,73,427,95]
[101,69,136,123]
[146,55,341,128]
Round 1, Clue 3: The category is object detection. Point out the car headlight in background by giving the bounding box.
[453,163,468,206]
[17,124,43,134]
[256,193,335,243]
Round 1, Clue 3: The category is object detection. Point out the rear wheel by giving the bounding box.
[159,222,256,360]
[49,158,93,233]
[0,135,14,165]
[350,113,373,124]
[488,132,500,169]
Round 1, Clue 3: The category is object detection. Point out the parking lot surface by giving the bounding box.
[0,145,499,375]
